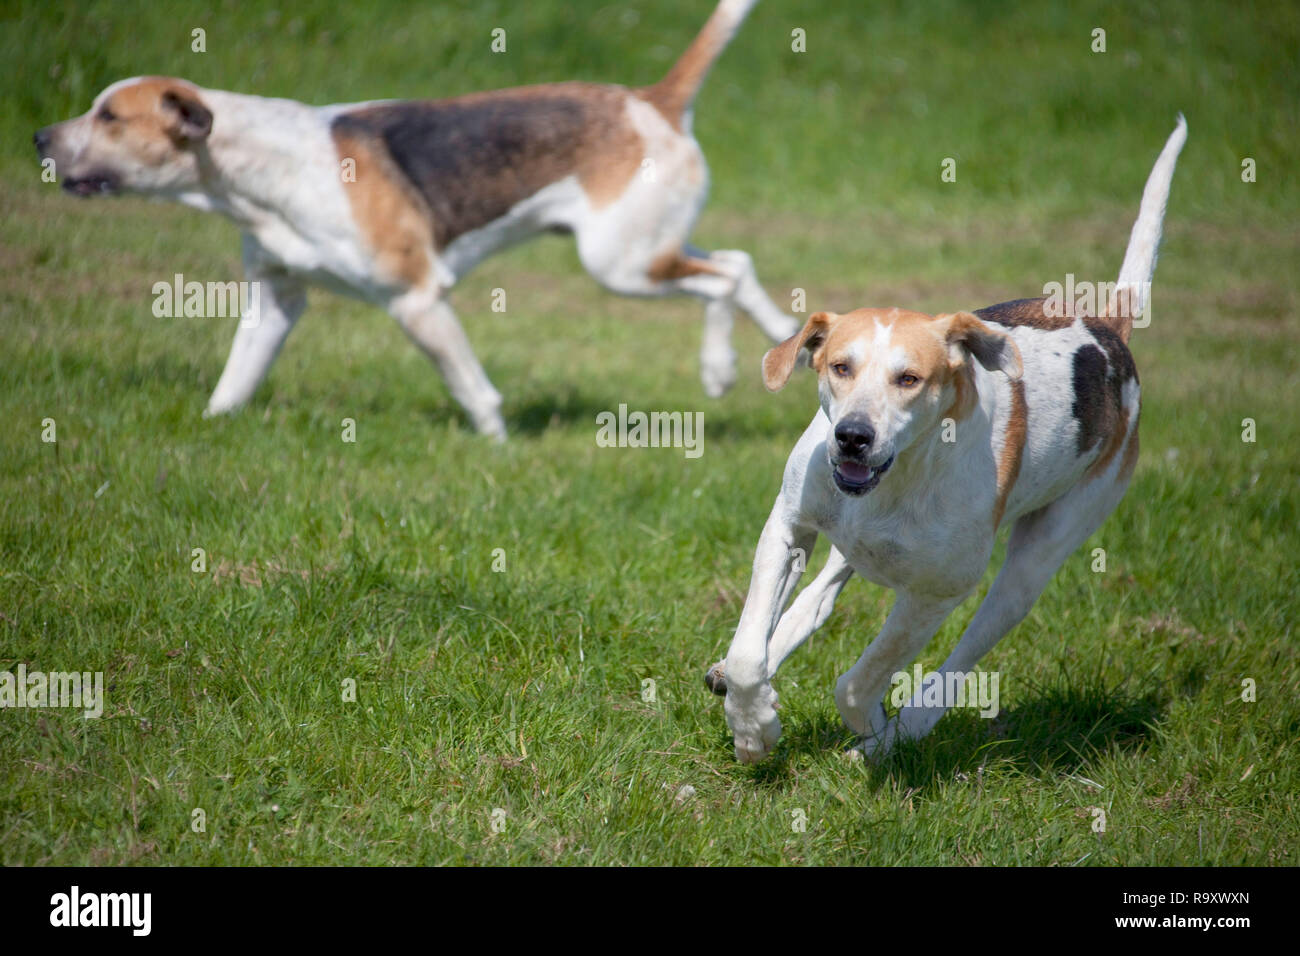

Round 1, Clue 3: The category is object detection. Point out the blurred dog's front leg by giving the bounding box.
[204,246,306,417]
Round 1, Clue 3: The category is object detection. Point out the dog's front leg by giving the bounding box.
[700,296,737,399]
[204,261,305,417]
[765,546,854,678]
[722,500,815,764]
[706,545,852,694]
[389,288,506,440]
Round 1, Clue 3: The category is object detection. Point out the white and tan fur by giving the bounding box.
[34,0,795,438]
[708,118,1187,763]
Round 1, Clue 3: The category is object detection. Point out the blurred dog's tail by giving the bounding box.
[1101,115,1188,342]
[642,0,758,130]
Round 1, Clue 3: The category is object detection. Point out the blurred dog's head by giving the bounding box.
[34,76,212,197]
[762,307,1022,495]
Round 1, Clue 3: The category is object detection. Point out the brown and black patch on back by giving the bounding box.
[975,296,1075,332]
[333,84,641,249]
[1071,321,1138,458]
[331,124,434,287]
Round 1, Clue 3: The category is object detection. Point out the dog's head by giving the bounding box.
[763,307,1022,496]
[34,76,213,198]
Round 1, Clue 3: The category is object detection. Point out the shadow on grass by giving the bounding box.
[508,383,804,442]
[508,385,615,436]
[747,669,1168,792]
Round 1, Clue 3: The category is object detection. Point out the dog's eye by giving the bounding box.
[831,362,852,377]
[897,373,920,387]
[97,105,117,122]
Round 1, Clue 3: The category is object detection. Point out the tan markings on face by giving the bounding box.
[95,78,197,165]
[992,379,1028,529]
[332,128,433,288]
[819,308,955,407]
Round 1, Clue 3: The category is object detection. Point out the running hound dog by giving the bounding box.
[33,0,794,438]
[707,119,1187,763]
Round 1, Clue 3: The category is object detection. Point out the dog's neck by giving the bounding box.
[173,88,340,229]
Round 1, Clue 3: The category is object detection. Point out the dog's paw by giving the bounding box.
[202,397,240,418]
[701,350,737,398]
[775,318,801,343]
[834,674,887,738]
[704,660,727,696]
[725,684,781,764]
[855,714,900,761]
[896,703,945,743]
[471,412,508,443]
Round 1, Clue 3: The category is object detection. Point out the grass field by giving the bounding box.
[1,0,1297,865]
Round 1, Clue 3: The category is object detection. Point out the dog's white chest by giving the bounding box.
[822,495,991,597]
[786,417,993,598]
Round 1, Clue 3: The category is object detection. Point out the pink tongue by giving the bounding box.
[838,462,872,481]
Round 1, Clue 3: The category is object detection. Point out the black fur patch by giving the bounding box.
[1083,317,1139,386]
[1071,345,1110,454]
[334,87,598,249]
[1070,324,1137,456]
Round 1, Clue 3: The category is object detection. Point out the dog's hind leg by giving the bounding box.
[638,249,796,398]
[685,246,800,345]
[700,292,738,399]
[894,443,1140,746]
[204,266,306,417]
[675,248,799,396]
[580,222,797,396]
[588,248,742,397]
[388,286,506,440]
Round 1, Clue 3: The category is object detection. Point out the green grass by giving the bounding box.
[1,0,1297,865]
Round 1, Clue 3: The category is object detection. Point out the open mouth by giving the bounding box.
[833,455,894,496]
[63,175,118,197]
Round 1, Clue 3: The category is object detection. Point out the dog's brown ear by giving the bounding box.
[762,311,835,391]
[161,89,212,144]
[939,312,1023,380]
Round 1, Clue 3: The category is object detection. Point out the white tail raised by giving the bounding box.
[1106,115,1188,340]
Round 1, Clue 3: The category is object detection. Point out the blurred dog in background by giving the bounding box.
[34,0,795,438]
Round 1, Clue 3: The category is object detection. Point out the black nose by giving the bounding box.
[34,128,50,152]
[835,420,875,455]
